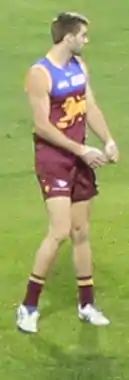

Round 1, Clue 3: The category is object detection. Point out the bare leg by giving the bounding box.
[71,200,110,325]
[71,200,94,307]
[23,196,71,308]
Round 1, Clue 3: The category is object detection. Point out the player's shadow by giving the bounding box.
[30,324,116,380]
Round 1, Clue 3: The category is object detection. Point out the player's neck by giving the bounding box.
[46,45,72,68]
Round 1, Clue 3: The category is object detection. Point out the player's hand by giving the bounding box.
[80,145,108,169]
[104,140,119,163]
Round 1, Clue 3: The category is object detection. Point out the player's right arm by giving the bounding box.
[26,66,84,156]
[26,66,107,168]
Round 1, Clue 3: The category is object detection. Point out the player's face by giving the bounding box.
[71,24,89,55]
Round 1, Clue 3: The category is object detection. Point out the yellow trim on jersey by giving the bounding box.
[46,54,64,69]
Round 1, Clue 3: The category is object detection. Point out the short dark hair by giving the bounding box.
[51,12,89,44]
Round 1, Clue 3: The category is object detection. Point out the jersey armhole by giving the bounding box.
[24,64,53,94]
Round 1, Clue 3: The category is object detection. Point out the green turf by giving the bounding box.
[0,1,129,379]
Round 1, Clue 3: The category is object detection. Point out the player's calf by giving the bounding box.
[16,218,71,332]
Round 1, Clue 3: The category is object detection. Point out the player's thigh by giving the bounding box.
[71,200,92,229]
[46,196,71,239]
[34,151,72,238]
[71,200,92,241]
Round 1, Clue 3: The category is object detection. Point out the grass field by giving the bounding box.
[0,1,129,379]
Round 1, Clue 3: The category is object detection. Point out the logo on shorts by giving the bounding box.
[56,180,68,188]
[51,179,69,192]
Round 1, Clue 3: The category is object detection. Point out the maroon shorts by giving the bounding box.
[35,155,98,203]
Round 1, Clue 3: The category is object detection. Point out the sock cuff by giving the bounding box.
[77,276,93,287]
[29,273,45,285]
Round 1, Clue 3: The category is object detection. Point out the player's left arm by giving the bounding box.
[86,82,119,162]
[77,56,119,163]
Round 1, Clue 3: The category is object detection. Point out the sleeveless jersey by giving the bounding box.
[33,56,88,168]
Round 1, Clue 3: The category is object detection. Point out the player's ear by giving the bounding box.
[64,33,74,45]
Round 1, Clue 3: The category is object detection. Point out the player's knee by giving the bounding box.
[55,225,71,242]
[49,224,71,244]
[71,224,89,244]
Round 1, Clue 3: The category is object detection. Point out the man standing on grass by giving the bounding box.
[17,12,119,333]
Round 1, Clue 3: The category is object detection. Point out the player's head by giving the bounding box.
[51,12,89,55]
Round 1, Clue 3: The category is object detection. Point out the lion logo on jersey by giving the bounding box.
[57,95,86,129]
